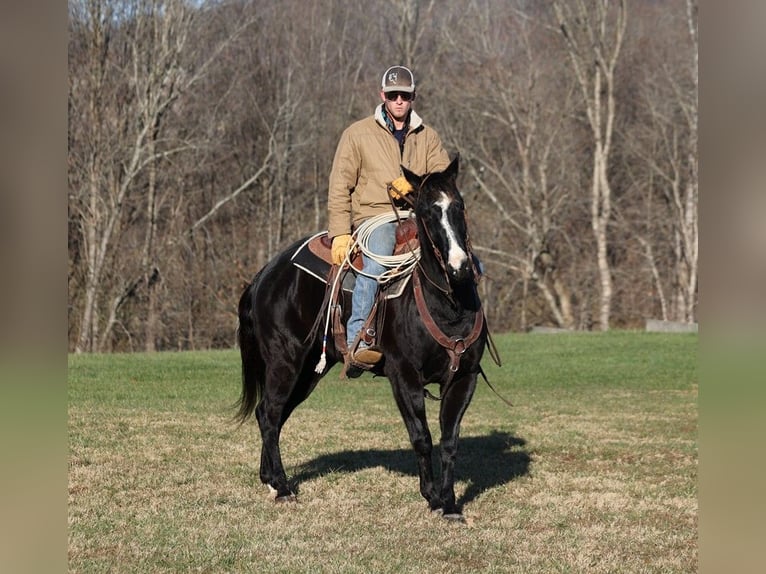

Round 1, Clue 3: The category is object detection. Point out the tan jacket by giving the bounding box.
[327,105,450,239]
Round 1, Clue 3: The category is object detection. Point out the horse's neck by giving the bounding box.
[417,253,480,319]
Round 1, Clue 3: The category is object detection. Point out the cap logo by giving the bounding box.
[388,72,399,84]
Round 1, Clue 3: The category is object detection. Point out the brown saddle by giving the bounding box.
[310,235,364,272]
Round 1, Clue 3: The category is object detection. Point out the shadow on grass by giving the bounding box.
[290,429,530,509]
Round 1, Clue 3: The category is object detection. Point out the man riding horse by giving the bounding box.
[327,65,451,373]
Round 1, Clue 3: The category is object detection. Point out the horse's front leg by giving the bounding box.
[388,370,441,511]
[438,372,478,520]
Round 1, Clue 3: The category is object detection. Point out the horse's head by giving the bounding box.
[403,156,475,286]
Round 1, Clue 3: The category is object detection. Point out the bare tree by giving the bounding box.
[70,0,197,352]
[678,0,699,323]
[625,0,698,323]
[68,0,257,351]
[384,0,440,68]
[434,1,579,330]
[553,0,627,331]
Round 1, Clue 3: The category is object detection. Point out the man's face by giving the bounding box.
[381,90,415,123]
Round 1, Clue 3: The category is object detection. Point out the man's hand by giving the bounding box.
[388,176,414,199]
[331,234,352,265]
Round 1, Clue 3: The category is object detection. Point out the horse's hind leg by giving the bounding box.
[255,399,295,501]
[256,358,324,501]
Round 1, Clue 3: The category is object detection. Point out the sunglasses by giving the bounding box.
[385,91,414,102]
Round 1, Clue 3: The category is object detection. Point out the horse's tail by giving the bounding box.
[235,276,263,425]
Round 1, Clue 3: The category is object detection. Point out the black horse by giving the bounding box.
[236,156,488,520]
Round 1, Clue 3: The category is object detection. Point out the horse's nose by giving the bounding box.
[448,259,472,283]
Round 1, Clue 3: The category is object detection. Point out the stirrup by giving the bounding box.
[343,314,382,378]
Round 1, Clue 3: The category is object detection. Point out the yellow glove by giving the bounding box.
[331,234,352,265]
[388,176,414,199]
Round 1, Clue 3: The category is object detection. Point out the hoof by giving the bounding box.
[274,493,297,504]
[431,507,465,523]
[267,484,296,503]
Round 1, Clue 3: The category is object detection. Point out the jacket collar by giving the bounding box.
[374,104,423,133]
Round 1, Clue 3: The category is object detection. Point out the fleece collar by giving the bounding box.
[374,104,423,133]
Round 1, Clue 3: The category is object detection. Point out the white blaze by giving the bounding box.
[436,193,468,272]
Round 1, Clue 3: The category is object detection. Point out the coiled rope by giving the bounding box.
[349,210,420,283]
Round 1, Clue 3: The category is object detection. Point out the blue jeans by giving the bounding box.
[347,221,397,349]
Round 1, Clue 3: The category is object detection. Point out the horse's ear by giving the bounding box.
[401,165,422,190]
[445,154,460,180]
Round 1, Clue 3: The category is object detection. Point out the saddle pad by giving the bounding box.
[290,232,413,298]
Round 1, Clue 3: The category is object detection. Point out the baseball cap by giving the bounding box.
[381,65,415,93]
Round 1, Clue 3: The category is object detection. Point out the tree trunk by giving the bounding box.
[554,0,626,331]
[593,144,613,331]
[143,128,159,352]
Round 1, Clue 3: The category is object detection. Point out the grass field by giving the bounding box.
[68,331,697,573]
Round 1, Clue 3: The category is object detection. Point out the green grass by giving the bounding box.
[69,332,697,573]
